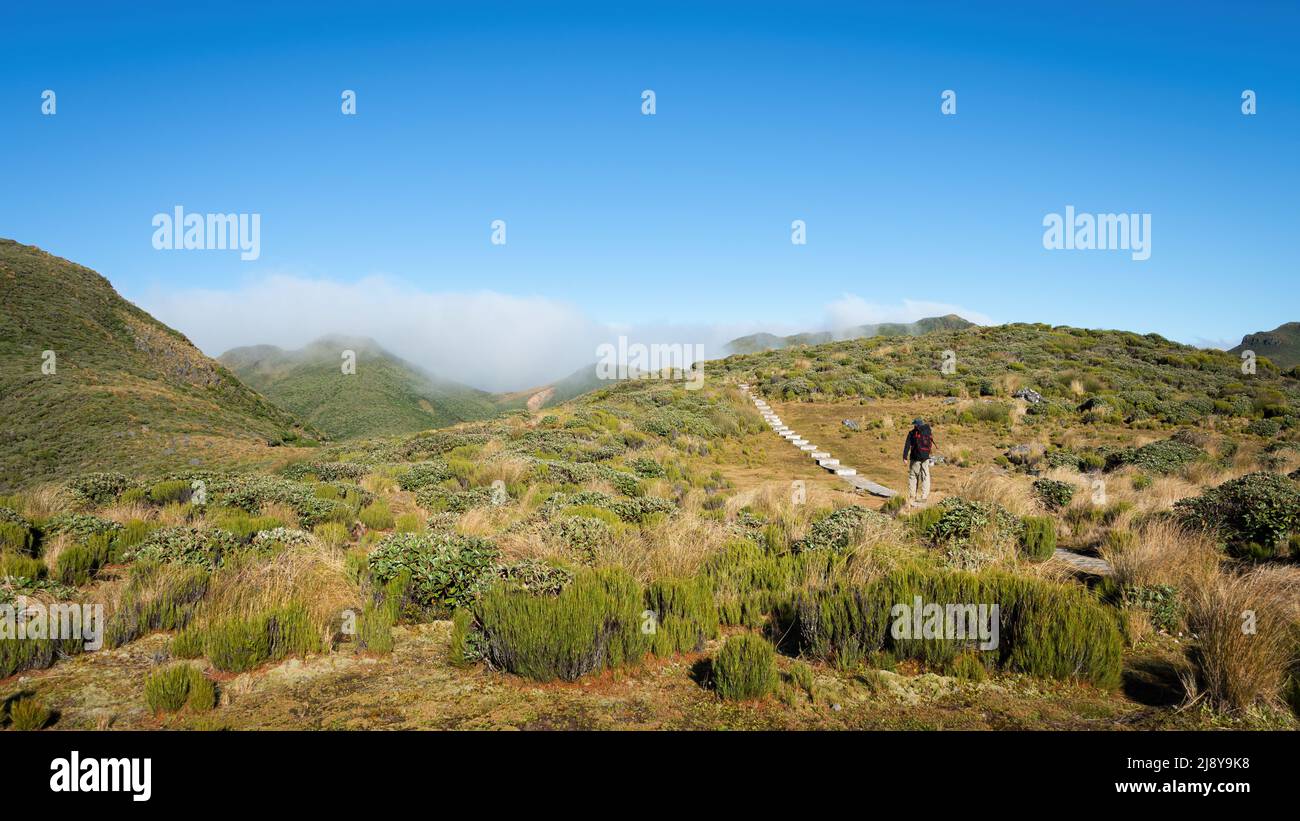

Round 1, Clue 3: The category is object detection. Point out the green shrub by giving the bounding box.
[1031,478,1075,511]
[148,480,193,505]
[549,515,613,563]
[66,472,130,506]
[0,552,46,579]
[359,500,396,530]
[947,650,989,682]
[43,512,122,543]
[394,513,425,533]
[1122,584,1183,633]
[496,559,574,596]
[0,508,36,554]
[105,561,210,648]
[793,565,1122,688]
[1106,438,1203,474]
[1246,418,1282,437]
[4,694,52,730]
[1174,472,1300,557]
[211,511,285,543]
[795,505,882,553]
[472,568,648,681]
[356,601,395,653]
[143,664,216,713]
[55,533,114,585]
[368,532,500,618]
[645,576,720,655]
[201,602,321,672]
[250,527,313,550]
[1019,516,1057,561]
[313,522,350,549]
[924,497,1023,546]
[448,608,477,667]
[713,634,775,700]
[124,526,244,570]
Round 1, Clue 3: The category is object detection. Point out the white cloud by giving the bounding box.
[823,295,992,329]
[135,277,993,392]
[137,274,608,392]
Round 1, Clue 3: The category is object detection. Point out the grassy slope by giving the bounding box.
[220,336,500,438]
[716,321,1300,418]
[0,239,316,491]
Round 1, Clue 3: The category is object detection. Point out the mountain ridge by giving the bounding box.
[724,313,976,355]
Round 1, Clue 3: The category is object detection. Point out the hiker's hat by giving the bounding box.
[912,418,924,426]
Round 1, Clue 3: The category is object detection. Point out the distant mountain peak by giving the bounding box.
[1228,321,1300,369]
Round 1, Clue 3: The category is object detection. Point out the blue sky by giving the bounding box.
[2,1,1297,387]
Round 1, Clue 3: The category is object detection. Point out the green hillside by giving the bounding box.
[219,336,500,438]
[0,239,316,491]
[724,313,974,355]
[1229,322,1300,370]
[718,322,1300,424]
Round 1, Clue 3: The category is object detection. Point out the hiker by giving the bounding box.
[902,417,934,505]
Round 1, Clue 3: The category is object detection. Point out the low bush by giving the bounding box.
[795,505,882,554]
[0,508,36,554]
[143,664,217,713]
[3,694,52,730]
[55,533,114,585]
[1019,516,1057,561]
[0,552,45,579]
[713,634,775,700]
[368,532,500,618]
[104,561,210,648]
[1105,438,1203,474]
[472,568,648,681]
[148,480,193,505]
[312,522,350,549]
[356,601,395,653]
[645,576,720,655]
[1032,478,1074,511]
[124,527,245,570]
[923,497,1023,546]
[359,500,396,530]
[65,472,130,506]
[1174,472,1300,558]
[200,602,322,673]
[793,565,1123,688]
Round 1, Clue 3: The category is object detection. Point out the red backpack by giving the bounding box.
[912,428,932,460]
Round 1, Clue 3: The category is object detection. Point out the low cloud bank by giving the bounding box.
[139,277,989,392]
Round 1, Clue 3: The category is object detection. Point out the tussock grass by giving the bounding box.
[3,694,53,730]
[1181,566,1300,714]
[144,664,216,713]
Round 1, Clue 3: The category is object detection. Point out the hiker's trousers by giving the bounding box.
[908,458,931,501]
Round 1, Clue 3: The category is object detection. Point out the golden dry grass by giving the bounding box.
[1101,519,1221,591]
[1180,565,1300,714]
[194,543,358,631]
